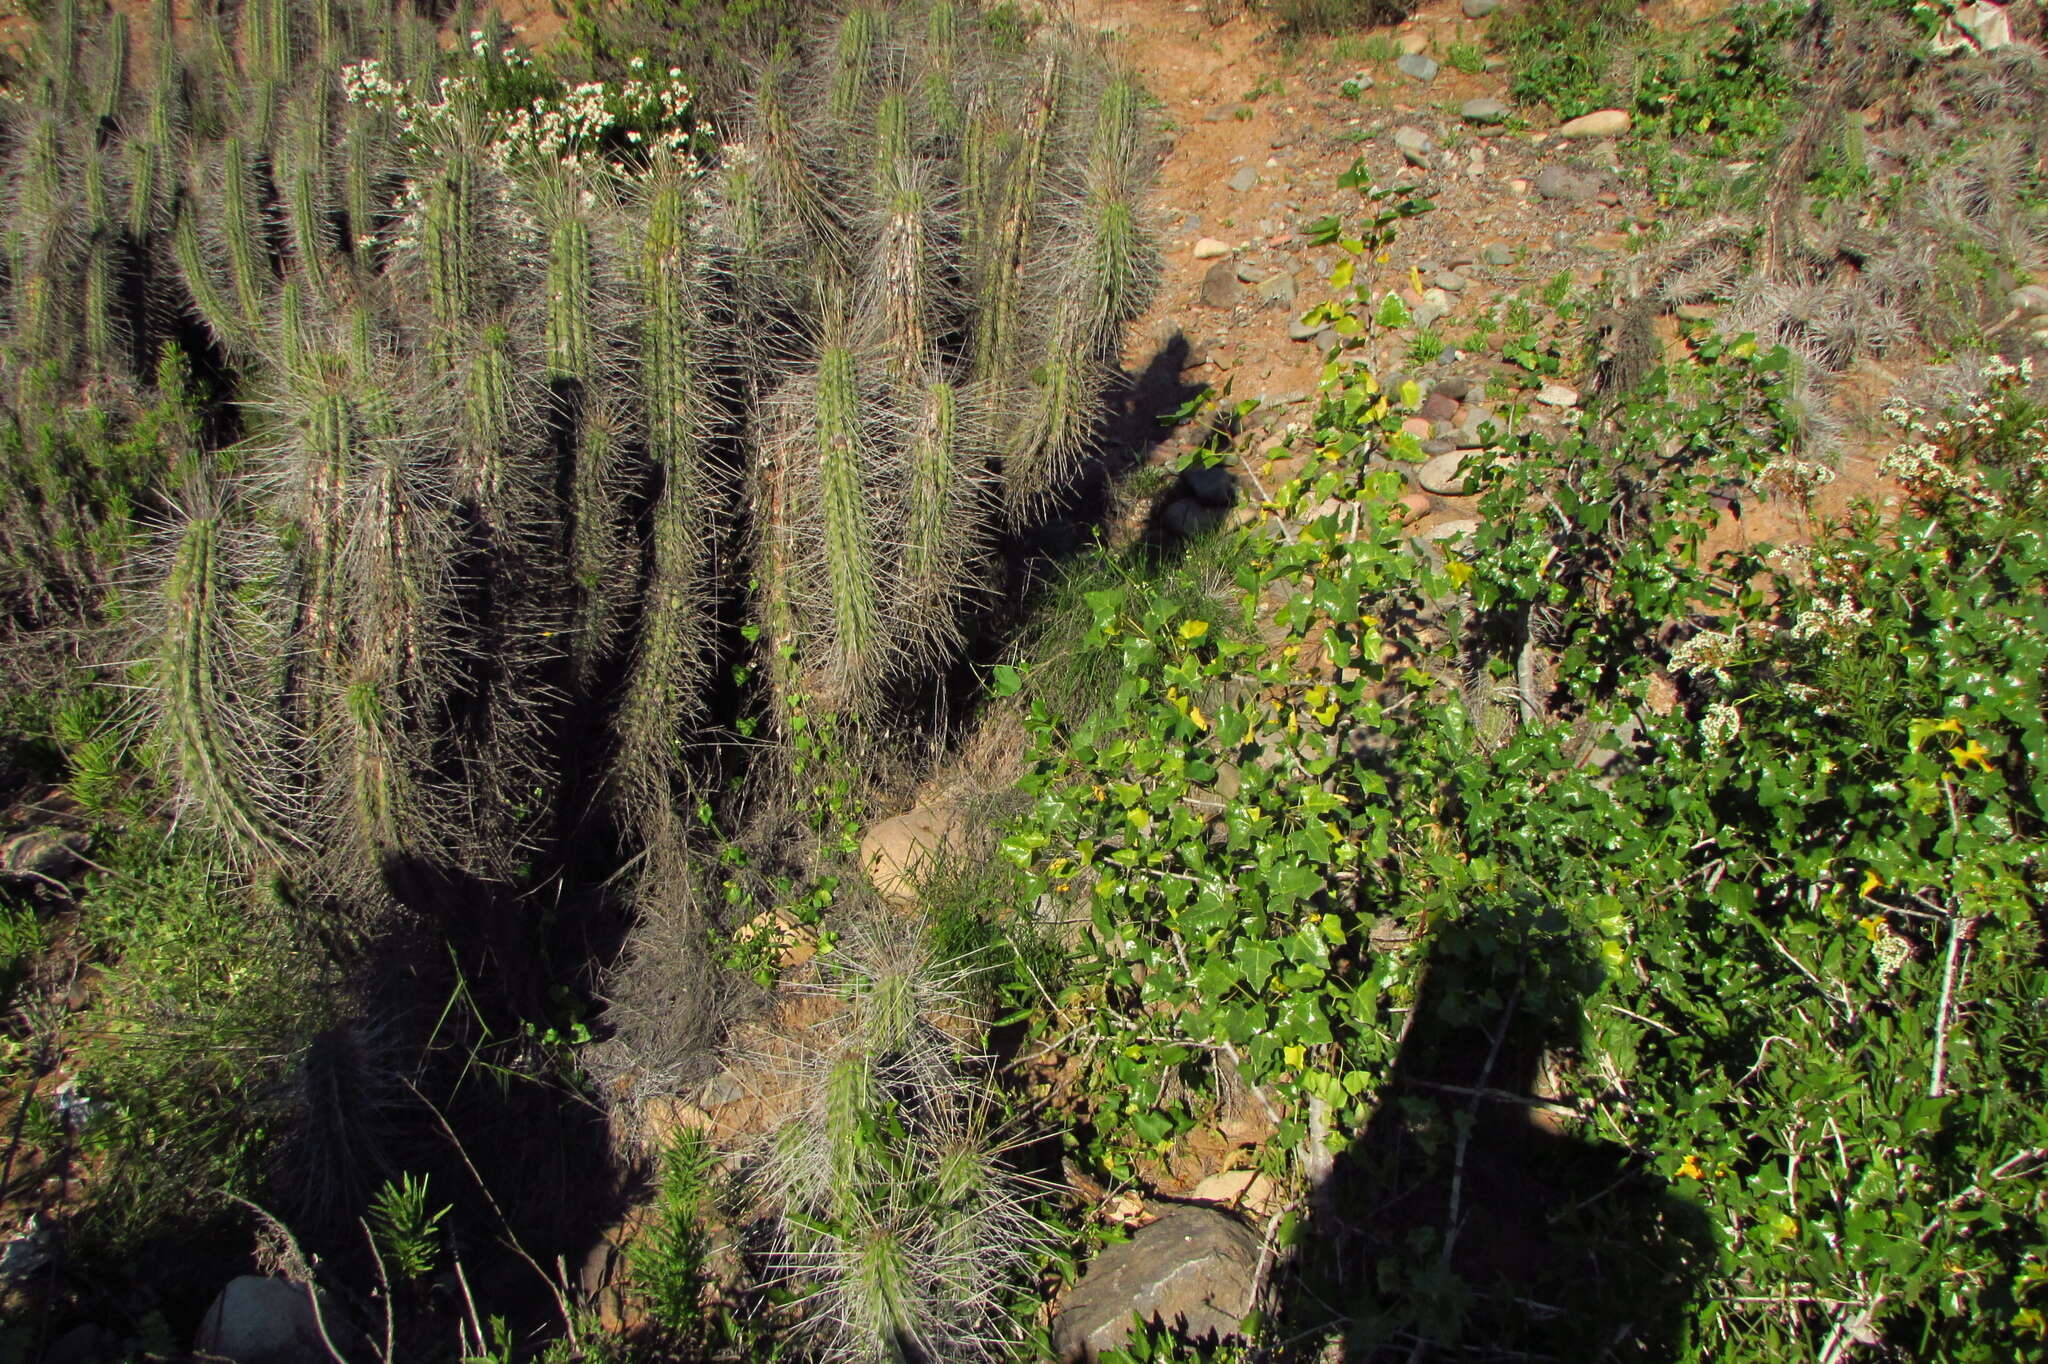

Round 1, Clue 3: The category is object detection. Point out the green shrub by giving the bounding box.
[66,827,327,1252]
[631,1128,720,1345]
[1495,0,1644,119]
[1002,164,2048,1359]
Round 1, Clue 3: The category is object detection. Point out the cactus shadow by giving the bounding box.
[1266,927,1712,1362]
[323,854,635,1313]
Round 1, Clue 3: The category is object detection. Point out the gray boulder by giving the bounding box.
[1201,261,1245,310]
[1396,53,1439,83]
[193,1277,358,1364]
[1050,1207,1262,1361]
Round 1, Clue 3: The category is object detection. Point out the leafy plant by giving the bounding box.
[1002,153,2048,1359]
[1444,41,1484,75]
[66,827,325,1253]
[368,1171,451,1282]
[1494,0,1644,119]
[1404,326,1447,366]
[633,1128,720,1342]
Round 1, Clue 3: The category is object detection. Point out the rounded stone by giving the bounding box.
[1462,0,1500,15]
[1461,98,1508,126]
[1419,517,1482,544]
[1558,109,1632,139]
[1418,450,1481,496]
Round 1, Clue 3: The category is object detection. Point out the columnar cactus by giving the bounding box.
[0,0,1158,933]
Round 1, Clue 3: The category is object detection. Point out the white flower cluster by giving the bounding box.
[1878,355,2044,507]
[341,48,707,182]
[1758,455,1837,502]
[1701,701,1742,756]
[1791,594,1874,642]
[1871,928,1910,985]
[1668,629,1742,683]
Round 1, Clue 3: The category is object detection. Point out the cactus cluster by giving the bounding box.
[756,920,1048,1362]
[0,0,1155,907]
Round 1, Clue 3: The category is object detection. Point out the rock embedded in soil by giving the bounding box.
[1256,270,1298,306]
[1227,165,1258,193]
[1236,261,1265,283]
[1191,1169,1280,1216]
[1536,382,1581,407]
[1412,287,1452,329]
[1418,449,1485,495]
[861,802,971,902]
[1181,459,1238,507]
[1201,261,1247,309]
[1434,270,1469,292]
[1420,390,1461,423]
[1558,108,1632,138]
[1393,125,1433,167]
[1534,165,1598,202]
[1419,517,1483,545]
[1396,53,1440,83]
[195,1278,367,1364]
[1288,315,1320,341]
[1162,497,1227,538]
[1192,236,1232,259]
[1481,242,1514,266]
[1462,0,1500,14]
[1432,376,1474,401]
[1461,97,1508,125]
[1050,1207,1263,1363]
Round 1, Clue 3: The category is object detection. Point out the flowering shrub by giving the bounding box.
[342,38,709,179]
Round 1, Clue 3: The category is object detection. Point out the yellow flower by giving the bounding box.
[1859,914,1885,942]
[1860,869,1884,897]
[1179,619,1210,641]
[1949,739,1993,772]
[1675,1153,1708,1180]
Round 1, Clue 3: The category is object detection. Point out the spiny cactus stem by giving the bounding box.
[824,1051,875,1208]
[903,379,959,590]
[880,190,934,381]
[463,327,515,517]
[973,53,1063,382]
[816,345,879,687]
[164,517,286,858]
[425,157,477,335]
[94,9,128,123]
[174,204,245,352]
[546,216,593,384]
[829,7,883,124]
[222,139,270,331]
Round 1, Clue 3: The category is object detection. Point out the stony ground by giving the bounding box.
[1080,0,1896,553]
